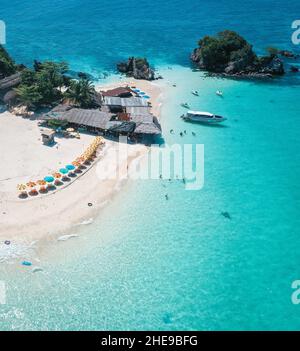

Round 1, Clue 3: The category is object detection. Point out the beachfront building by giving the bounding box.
[41,129,55,145]
[0,72,21,104]
[42,87,161,140]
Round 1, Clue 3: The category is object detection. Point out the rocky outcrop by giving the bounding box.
[117,57,155,80]
[191,30,285,79]
[290,65,299,73]
[279,50,300,59]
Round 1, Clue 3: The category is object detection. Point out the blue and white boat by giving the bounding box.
[182,111,226,124]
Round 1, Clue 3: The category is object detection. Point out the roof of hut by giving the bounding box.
[126,106,151,115]
[42,106,161,135]
[3,90,17,104]
[130,113,154,124]
[43,108,114,129]
[101,87,133,98]
[51,104,73,113]
[106,121,136,133]
[134,121,162,135]
[103,96,148,108]
[0,73,21,91]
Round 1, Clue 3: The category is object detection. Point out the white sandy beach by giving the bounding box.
[0,79,163,246]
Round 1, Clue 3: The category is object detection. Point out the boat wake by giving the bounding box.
[57,234,79,241]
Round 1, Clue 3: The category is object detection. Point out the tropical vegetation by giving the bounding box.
[13,60,96,109]
[0,45,17,78]
[64,78,95,108]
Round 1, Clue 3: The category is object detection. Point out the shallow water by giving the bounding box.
[1,0,300,330]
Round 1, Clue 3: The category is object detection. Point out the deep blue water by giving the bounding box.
[1,0,300,330]
[1,0,299,73]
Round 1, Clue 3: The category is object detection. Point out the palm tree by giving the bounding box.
[14,85,42,109]
[64,79,95,108]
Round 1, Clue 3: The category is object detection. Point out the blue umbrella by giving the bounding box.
[139,92,146,95]
[44,176,54,183]
[59,168,68,175]
[133,89,140,92]
[66,164,75,171]
[142,95,150,99]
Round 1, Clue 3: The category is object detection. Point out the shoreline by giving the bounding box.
[0,78,164,256]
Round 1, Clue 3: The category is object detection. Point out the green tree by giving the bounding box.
[64,79,95,108]
[36,61,68,89]
[197,30,257,71]
[20,68,36,86]
[0,45,16,78]
[14,85,42,109]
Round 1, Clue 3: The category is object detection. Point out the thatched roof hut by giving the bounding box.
[3,90,17,105]
[0,73,21,102]
[101,87,133,98]
[42,106,162,136]
[43,108,114,130]
[103,96,148,108]
[106,121,136,134]
[134,121,161,135]
[0,73,21,91]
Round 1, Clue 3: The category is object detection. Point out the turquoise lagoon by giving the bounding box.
[0,0,300,330]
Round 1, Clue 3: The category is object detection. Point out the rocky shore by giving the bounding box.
[191,30,286,79]
[117,57,155,80]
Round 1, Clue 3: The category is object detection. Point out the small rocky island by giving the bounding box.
[191,30,285,78]
[117,57,155,80]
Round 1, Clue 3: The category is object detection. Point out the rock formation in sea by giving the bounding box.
[190,30,285,78]
[117,57,155,80]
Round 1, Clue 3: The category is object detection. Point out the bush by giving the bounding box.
[0,45,16,78]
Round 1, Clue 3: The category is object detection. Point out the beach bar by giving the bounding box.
[41,85,161,139]
[41,130,55,145]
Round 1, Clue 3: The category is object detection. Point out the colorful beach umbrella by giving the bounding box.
[17,184,27,192]
[59,168,69,175]
[44,176,54,183]
[37,180,47,191]
[26,181,36,189]
[66,164,75,171]
[37,180,47,186]
[72,161,81,167]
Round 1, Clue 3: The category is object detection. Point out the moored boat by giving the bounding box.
[180,102,190,109]
[181,111,226,124]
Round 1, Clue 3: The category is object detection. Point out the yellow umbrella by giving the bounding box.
[17,184,27,192]
[27,181,36,189]
[27,181,37,195]
[37,179,47,191]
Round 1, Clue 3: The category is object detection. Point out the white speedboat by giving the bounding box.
[191,90,199,96]
[182,111,226,124]
[216,90,223,97]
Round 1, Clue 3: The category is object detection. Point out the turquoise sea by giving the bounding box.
[1,0,300,330]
